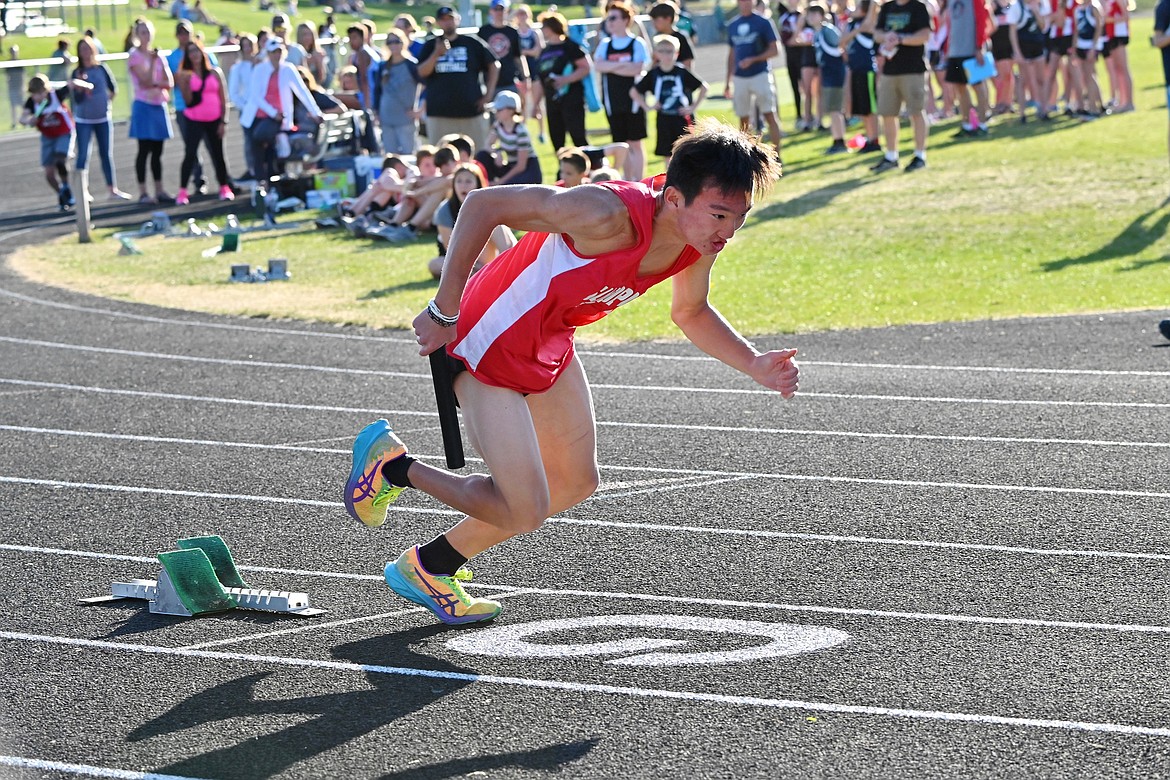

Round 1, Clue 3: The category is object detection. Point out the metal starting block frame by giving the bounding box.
[81,535,326,618]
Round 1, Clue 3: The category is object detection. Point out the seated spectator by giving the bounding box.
[345,153,417,217]
[555,145,590,186]
[379,144,459,240]
[190,0,218,25]
[474,89,542,184]
[426,162,518,278]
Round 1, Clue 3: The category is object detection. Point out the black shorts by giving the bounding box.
[1102,35,1128,56]
[944,57,970,84]
[801,47,819,69]
[850,69,877,116]
[655,113,691,157]
[1048,35,1073,57]
[1020,39,1046,60]
[1074,45,1095,60]
[606,110,648,142]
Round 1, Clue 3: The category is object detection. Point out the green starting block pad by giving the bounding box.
[80,535,326,618]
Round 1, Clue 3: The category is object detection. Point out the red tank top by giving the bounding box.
[448,177,703,394]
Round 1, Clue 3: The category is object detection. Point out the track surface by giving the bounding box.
[3,43,1170,780]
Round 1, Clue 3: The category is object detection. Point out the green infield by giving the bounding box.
[10,17,1170,340]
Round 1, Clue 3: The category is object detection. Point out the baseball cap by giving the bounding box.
[491,90,520,112]
[490,0,510,8]
[435,5,456,17]
[266,38,285,53]
[175,19,193,33]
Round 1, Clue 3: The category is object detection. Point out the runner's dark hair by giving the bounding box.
[664,118,781,204]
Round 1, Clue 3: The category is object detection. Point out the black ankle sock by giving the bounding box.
[417,535,468,577]
[381,454,416,488]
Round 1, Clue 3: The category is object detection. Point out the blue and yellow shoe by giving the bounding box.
[384,546,502,625]
[343,419,407,528]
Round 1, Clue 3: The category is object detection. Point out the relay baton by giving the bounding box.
[428,349,466,469]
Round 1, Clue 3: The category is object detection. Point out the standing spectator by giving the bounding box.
[127,18,175,203]
[345,22,381,151]
[1007,0,1050,122]
[48,39,73,83]
[174,38,233,204]
[418,6,499,152]
[479,0,529,97]
[723,0,784,157]
[946,0,993,136]
[512,4,545,138]
[474,89,542,184]
[594,1,648,180]
[395,14,427,58]
[373,28,422,155]
[167,21,218,195]
[842,0,882,151]
[649,2,695,68]
[7,46,25,129]
[1101,0,1132,112]
[273,15,306,66]
[1073,0,1104,117]
[1156,0,1170,164]
[240,39,322,184]
[19,73,75,210]
[631,34,707,165]
[70,36,131,200]
[228,33,257,180]
[863,0,932,172]
[319,13,341,89]
[296,22,327,86]
[82,28,108,54]
[991,0,1016,113]
[776,2,806,130]
[799,4,848,153]
[535,10,590,151]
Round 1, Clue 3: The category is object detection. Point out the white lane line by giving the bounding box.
[591,475,757,500]
[176,589,533,651]
[0,287,416,345]
[8,543,1170,634]
[2,340,1168,408]
[3,381,1169,441]
[4,474,1170,559]
[4,287,1167,378]
[0,755,209,780]
[3,630,1169,739]
[0,336,428,381]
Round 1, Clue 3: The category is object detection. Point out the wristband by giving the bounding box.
[427,298,458,327]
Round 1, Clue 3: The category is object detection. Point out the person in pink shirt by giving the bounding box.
[174,38,233,203]
[126,17,174,203]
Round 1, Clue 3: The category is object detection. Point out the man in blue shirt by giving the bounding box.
[723,0,783,159]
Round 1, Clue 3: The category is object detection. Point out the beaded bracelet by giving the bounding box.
[427,298,458,327]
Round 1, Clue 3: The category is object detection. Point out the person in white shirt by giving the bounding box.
[241,38,323,182]
[228,33,258,180]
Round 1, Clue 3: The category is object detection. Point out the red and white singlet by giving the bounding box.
[448,177,702,394]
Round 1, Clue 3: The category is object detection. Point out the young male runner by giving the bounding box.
[344,119,798,625]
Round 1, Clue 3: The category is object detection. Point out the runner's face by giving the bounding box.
[676,186,753,256]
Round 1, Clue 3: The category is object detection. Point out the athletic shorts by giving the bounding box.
[606,110,648,142]
[822,85,844,113]
[1074,44,1096,60]
[945,56,974,85]
[929,50,945,71]
[732,71,778,117]
[654,113,690,157]
[1048,35,1073,57]
[1102,35,1128,56]
[40,133,73,167]
[850,69,877,116]
[877,71,927,116]
[1020,40,1046,61]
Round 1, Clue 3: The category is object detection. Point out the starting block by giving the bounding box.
[80,535,326,618]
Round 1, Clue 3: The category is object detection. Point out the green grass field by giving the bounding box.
[9,15,1170,341]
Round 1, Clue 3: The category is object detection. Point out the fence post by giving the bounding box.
[77,169,92,243]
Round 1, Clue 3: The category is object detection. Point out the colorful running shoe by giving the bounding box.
[343,419,408,528]
[384,546,502,625]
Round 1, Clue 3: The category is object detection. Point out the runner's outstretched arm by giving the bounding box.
[670,255,799,398]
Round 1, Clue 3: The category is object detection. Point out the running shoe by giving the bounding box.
[870,157,899,174]
[903,156,927,173]
[343,419,407,528]
[384,546,502,625]
[218,185,235,201]
[175,188,190,206]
